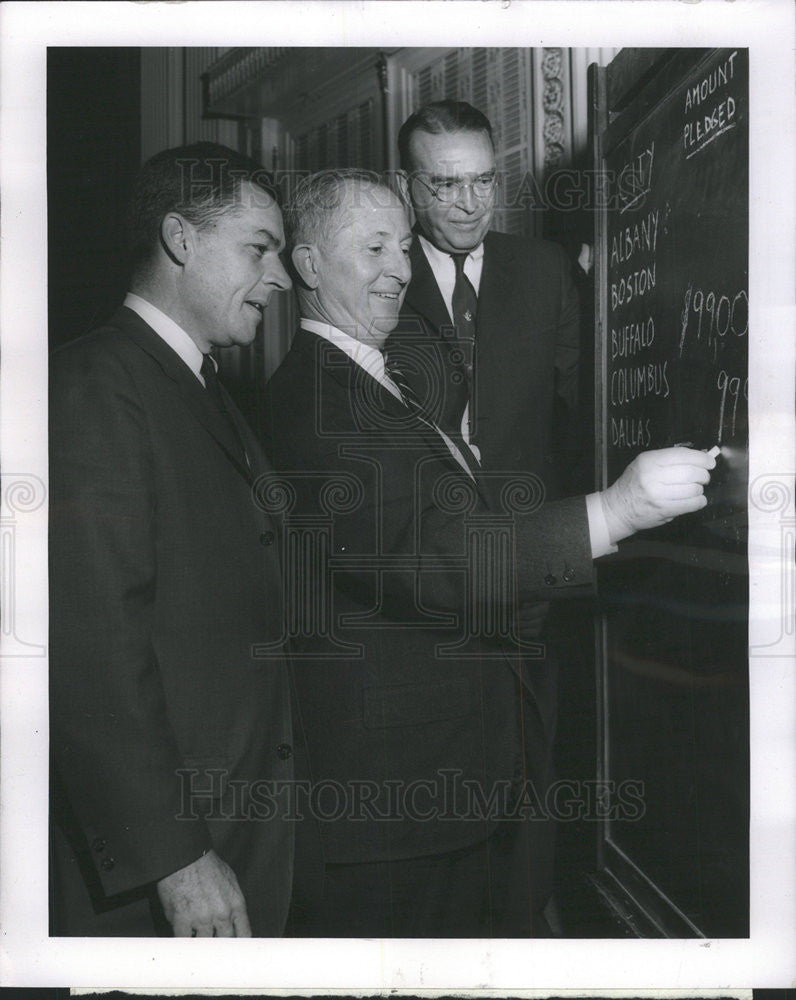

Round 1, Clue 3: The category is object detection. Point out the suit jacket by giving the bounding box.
[49,306,294,936]
[262,328,593,879]
[389,231,581,506]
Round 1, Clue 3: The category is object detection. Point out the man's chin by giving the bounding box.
[439,229,489,253]
[213,329,258,351]
[237,323,261,345]
[375,315,401,337]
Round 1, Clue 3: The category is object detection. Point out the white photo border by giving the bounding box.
[1,0,794,990]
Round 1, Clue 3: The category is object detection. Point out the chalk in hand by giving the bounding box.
[706,445,721,459]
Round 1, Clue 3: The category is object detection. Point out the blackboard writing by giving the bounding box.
[610,208,659,263]
[679,285,748,358]
[683,50,740,158]
[594,48,750,937]
[604,48,748,532]
[617,144,654,214]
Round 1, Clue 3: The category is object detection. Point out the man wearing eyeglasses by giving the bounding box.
[390,100,583,933]
[392,99,580,505]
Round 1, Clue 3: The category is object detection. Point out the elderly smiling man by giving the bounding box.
[263,168,715,938]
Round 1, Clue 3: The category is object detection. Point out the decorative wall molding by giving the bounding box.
[541,47,566,167]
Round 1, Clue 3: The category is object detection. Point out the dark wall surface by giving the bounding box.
[48,48,141,350]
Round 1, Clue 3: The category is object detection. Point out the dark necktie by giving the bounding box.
[383,353,479,479]
[450,253,478,438]
[200,354,248,470]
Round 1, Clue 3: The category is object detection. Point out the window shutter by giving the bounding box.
[336,113,349,166]
[471,48,488,114]
[295,98,374,173]
[358,100,374,170]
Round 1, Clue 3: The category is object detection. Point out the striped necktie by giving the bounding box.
[383,353,479,480]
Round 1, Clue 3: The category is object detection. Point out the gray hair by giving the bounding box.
[286,169,398,249]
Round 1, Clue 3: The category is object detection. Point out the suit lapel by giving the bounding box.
[476,232,521,356]
[293,328,417,428]
[293,328,478,477]
[218,383,260,479]
[402,239,452,335]
[112,307,255,483]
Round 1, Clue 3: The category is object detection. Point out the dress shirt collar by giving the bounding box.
[300,318,401,400]
[416,233,486,315]
[417,233,485,270]
[124,292,210,383]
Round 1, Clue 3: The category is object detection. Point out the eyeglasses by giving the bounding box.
[411,172,497,205]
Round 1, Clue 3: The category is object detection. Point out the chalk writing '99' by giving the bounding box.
[679,285,748,358]
[716,369,748,444]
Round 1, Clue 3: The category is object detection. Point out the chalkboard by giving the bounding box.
[604,47,748,523]
[592,49,749,937]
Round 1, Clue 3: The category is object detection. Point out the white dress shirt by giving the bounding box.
[415,235,484,463]
[124,292,211,384]
[417,233,485,316]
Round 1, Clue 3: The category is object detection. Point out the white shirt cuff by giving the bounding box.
[586,492,618,559]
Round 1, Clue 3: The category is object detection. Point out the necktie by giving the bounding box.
[383,353,479,480]
[450,253,478,438]
[382,354,427,416]
[200,354,248,470]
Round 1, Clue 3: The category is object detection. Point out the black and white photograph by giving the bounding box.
[0,0,793,992]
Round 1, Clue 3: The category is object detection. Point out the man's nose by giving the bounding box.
[263,254,292,291]
[455,182,478,213]
[388,248,411,284]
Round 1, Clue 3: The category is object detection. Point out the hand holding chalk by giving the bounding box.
[673,442,721,459]
[600,446,717,545]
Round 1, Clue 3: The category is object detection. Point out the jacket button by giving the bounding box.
[563,568,575,582]
[544,574,557,586]
[260,530,275,546]
[92,837,106,853]
[276,743,292,760]
[100,857,115,872]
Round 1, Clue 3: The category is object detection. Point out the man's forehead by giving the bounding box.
[233,201,285,239]
[410,129,495,173]
[227,178,279,212]
[339,179,402,210]
[348,206,410,233]
[330,184,409,234]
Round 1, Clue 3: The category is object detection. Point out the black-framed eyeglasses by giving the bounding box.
[411,172,497,205]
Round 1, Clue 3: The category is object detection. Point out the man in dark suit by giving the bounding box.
[389,102,599,924]
[390,100,581,506]
[263,169,715,937]
[49,142,295,937]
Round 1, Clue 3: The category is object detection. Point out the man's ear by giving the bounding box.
[291,244,320,290]
[160,213,191,265]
